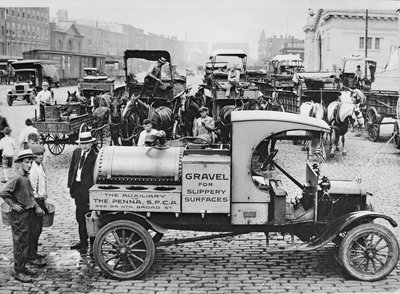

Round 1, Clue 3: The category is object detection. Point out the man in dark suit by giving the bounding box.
[67,132,98,250]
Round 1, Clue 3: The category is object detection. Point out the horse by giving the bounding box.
[108,96,139,146]
[298,101,326,150]
[339,88,366,133]
[66,91,85,103]
[326,101,364,156]
[172,86,206,138]
[218,99,261,143]
[122,97,174,138]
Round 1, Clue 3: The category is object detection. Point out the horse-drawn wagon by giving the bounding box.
[32,103,105,155]
[87,111,398,281]
[364,90,399,142]
[206,50,259,120]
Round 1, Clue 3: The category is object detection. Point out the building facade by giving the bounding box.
[50,21,83,52]
[0,7,50,58]
[303,9,398,72]
[280,38,305,60]
[258,34,301,63]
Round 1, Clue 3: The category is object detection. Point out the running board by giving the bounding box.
[155,232,238,247]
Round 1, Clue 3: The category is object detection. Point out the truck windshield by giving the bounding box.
[15,70,36,84]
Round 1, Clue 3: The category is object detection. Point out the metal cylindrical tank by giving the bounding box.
[95,146,183,183]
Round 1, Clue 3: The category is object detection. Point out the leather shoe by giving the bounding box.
[21,267,38,276]
[70,241,88,250]
[34,253,46,259]
[27,258,47,267]
[13,271,33,283]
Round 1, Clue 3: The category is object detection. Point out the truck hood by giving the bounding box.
[329,180,366,196]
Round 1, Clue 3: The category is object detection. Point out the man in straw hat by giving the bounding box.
[135,56,168,100]
[67,132,98,251]
[0,149,45,283]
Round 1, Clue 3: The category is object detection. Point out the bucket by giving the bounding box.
[43,203,55,227]
[85,211,101,237]
[1,202,12,226]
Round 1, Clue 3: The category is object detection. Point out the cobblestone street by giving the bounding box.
[0,85,399,293]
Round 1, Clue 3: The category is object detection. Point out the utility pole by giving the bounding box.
[365,9,368,75]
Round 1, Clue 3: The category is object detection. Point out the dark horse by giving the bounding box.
[123,97,174,138]
[109,96,140,146]
[218,99,261,143]
[172,87,206,138]
[66,91,85,103]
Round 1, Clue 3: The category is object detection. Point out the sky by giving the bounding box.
[2,0,400,58]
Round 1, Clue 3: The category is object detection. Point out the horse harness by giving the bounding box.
[330,103,349,134]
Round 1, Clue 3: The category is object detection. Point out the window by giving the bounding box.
[359,37,364,49]
[375,38,380,50]
[367,37,372,49]
[1,26,3,35]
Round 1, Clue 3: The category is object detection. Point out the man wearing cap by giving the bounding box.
[193,106,215,143]
[29,145,50,263]
[67,132,98,250]
[136,57,168,100]
[0,149,45,283]
[137,119,159,147]
[36,81,54,121]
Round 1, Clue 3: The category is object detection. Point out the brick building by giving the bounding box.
[0,7,50,58]
[50,21,83,52]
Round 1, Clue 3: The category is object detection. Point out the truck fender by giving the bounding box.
[308,211,397,248]
[100,211,167,235]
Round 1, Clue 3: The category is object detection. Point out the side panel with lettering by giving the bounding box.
[182,162,231,213]
[89,188,181,212]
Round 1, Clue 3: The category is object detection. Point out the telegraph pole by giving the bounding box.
[365,9,368,75]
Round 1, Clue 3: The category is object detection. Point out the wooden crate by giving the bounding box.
[45,105,61,122]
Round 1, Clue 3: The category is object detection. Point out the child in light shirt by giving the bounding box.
[0,127,16,182]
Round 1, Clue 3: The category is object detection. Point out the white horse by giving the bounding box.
[299,101,326,151]
[327,101,364,156]
[339,88,366,133]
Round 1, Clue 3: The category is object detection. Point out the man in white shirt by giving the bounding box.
[0,127,16,182]
[36,81,54,121]
[29,145,50,263]
[223,65,241,98]
[17,119,39,149]
[137,119,159,146]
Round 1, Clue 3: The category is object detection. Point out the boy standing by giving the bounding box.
[0,127,16,183]
[0,149,44,283]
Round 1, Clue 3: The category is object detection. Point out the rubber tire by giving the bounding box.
[93,220,155,280]
[7,95,13,106]
[393,121,400,149]
[339,223,399,281]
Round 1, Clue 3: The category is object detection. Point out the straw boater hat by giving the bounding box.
[158,57,167,64]
[76,132,96,144]
[14,149,37,163]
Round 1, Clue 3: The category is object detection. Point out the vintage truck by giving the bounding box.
[88,111,398,281]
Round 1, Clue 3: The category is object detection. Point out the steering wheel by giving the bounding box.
[261,149,278,171]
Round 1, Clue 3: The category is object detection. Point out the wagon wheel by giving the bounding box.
[339,223,399,281]
[393,121,400,149]
[93,220,155,280]
[366,108,381,142]
[47,133,66,155]
[172,120,182,140]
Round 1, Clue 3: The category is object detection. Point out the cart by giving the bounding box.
[87,111,398,281]
[363,90,399,142]
[32,104,105,155]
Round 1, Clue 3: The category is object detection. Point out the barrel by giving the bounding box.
[95,146,183,183]
[1,202,11,226]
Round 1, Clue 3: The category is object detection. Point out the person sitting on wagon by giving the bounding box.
[135,57,168,100]
[137,119,159,147]
[222,65,240,98]
[37,81,54,121]
[355,65,363,88]
[193,106,215,143]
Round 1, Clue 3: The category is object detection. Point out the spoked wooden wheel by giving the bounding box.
[339,223,399,281]
[47,133,65,155]
[366,108,381,142]
[93,221,155,280]
[393,122,400,149]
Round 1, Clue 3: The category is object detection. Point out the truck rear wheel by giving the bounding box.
[93,220,155,280]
